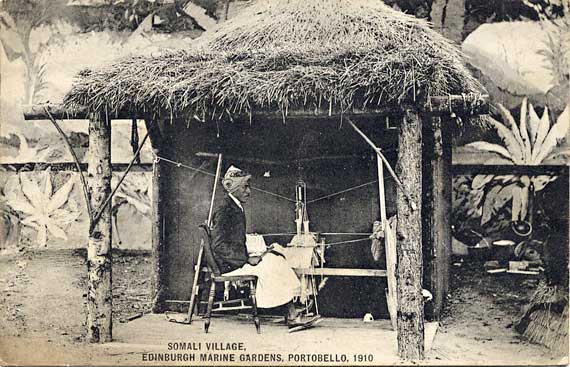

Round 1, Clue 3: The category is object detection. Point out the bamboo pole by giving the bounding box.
[378,153,398,331]
[346,118,398,330]
[186,153,223,323]
[395,110,425,360]
[377,155,387,227]
[86,112,113,343]
[145,119,166,313]
[348,119,403,187]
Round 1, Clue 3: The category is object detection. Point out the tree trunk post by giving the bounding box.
[423,117,452,320]
[396,109,425,360]
[432,118,452,319]
[145,120,167,313]
[86,112,113,343]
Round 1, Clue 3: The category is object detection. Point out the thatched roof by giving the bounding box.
[64,0,484,121]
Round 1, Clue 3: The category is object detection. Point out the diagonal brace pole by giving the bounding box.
[347,118,417,211]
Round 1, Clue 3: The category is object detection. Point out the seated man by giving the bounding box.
[211,165,319,330]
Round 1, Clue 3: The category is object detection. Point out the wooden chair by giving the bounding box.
[193,224,260,333]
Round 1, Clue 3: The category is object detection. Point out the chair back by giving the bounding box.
[198,223,222,276]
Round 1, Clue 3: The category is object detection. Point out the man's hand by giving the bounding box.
[248,256,262,265]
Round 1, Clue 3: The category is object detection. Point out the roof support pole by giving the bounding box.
[145,120,167,313]
[396,109,425,360]
[86,112,113,343]
[422,117,452,320]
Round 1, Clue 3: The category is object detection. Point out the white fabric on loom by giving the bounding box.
[245,234,267,256]
[223,252,300,308]
[283,234,317,268]
[279,246,314,268]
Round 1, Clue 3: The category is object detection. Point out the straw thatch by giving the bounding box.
[64,0,484,121]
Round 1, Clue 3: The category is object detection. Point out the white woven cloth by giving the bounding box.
[245,234,267,256]
[223,252,300,308]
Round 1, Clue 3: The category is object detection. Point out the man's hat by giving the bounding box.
[222,165,251,193]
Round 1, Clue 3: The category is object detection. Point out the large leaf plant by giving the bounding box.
[4,169,80,247]
[466,99,569,226]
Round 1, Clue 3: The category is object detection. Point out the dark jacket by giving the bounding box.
[211,195,249,273]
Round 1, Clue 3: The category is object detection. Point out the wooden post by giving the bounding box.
[145,120,167,313]
[150,151,166,312]
[86,112,113,343]
[429,118,452,319]
[395,109,424,360]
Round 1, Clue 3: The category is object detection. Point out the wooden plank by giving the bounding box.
[294,268,386,277]
[22,96,489,121]
[0,163,153,172]
[451,164,566,176]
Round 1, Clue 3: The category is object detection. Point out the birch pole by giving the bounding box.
[396,110,425,360]
[86,112,113,342]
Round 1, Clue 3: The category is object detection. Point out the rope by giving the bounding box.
[152,153,297,203]
[153,154,215,177]
[307,180,379,204]
[324,238,370,246]
[152,153,387,206]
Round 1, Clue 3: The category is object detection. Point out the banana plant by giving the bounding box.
[4,169,80,247]
[466,99,570,225]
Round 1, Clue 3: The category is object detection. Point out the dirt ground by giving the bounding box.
[0,249,567,365]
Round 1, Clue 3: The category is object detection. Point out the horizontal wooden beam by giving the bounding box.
[451,164,568,176]
[22,96,489,121]
[0,162,153,172]
[294,268,387,277]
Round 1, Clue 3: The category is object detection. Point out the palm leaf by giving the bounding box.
[533,105,570,164]
[497,103,526,157]
[527,103,541,146]
[511,185,522,221]
[46,221,68,240]
[43,168,53,197]
[51,208,81,224]
[531,175,557,192]
[531,106,551,162]
[544,148,570,162]
[519,185,529,221]
[20,216,39,229]
[493,183,517,214]
[472,175,493,190]
[481,183,516,225]
[518,99,532,161]
[465,141,514,162]
[37,225,47,247]
[495,175,517,184]
[6,197,36,216]
[481,185,502,225]
[487,117,524,163]
[47,177,75,212]
[20,173,45,209]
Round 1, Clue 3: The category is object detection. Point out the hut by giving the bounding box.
[25,0,488,360]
